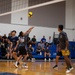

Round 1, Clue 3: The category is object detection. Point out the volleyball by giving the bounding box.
[28,12,33,17]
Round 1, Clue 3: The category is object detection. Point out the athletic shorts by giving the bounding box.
[18,46,27,55]
[57,51,62,57]
[13,47,19,53]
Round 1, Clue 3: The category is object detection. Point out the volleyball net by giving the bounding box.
[0,0,65,16]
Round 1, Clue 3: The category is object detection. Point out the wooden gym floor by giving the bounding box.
[0,60,75,75]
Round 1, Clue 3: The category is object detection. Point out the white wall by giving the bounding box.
[66,0,75,29]
[0,0,75,41]
[65,0,75,41]
[73,0,75,29]
[11,0,28,25]
[0,23,74,41]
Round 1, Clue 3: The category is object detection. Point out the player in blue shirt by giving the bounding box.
[8,30,19,60]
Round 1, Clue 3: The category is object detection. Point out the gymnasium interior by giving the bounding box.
[0,0,75,75]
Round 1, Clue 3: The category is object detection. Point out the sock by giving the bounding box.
[16,61,19,64]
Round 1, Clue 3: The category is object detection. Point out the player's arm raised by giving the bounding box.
[24,27,34,35]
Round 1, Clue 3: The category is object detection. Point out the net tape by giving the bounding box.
[0,0,65,16]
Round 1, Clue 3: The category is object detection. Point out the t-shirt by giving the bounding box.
[38,43,45,48]
[9,36,18,47]
[19,36,24,43]
[41,38,46,43]
[48,39,52,43]
[32,38,36,42]
[27,47,33,53]
[58,31,68,49]
[18,36,25,46]
[18,33,29,47]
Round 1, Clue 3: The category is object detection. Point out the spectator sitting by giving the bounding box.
[36,44,42,55]
[0,38,7,59]
[5,39,12,59]
[48,36,52,46]
[38,41,45,49]
[27,44,34,61]
[31,35,36,46]
[2,34,7,40]
[36,41,45,55]
[41,36,46,44]
[44,47,51,62]
[45,42,49,47]
[2,34,8,48]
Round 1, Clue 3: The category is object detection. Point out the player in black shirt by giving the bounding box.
[14,27,34,68]
[56,25,73,73]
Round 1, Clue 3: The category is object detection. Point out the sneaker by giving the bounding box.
[49,58,51,62]
[31,58,35,62]
[66,69,71,73]
[28,59,31,61]
[40,52,42,55]
[53,65,58,70]
[69,67,73,71]
[44,58,47,62]
[66,66,74,71]
[22,63,28,68]
[14,62,18,68]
